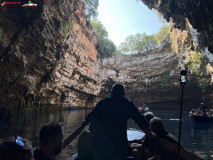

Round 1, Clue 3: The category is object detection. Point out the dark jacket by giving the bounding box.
[86,96,149,152]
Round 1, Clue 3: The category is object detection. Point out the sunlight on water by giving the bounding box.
[168,118,179,120]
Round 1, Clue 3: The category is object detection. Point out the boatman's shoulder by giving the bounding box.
[123,97,133,103]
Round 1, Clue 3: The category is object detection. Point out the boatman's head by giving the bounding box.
[111,83,125,97]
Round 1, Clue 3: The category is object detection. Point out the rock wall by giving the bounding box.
[141,0,213,64]
[1,0,213,109]
[0,0,101,109]
[98,48,213,107]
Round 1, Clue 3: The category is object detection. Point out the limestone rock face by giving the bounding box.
[141,0,213,63]
[0,0,213,109]
[99,50,182,105]
[0,0,101,108]
[98,48,213,106]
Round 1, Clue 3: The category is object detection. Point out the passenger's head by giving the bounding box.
[39,122,63,157]
[144,112,155,122]
[150,117,167,136]
[0,136,33,160]
[111,83,125,97]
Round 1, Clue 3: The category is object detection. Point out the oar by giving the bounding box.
[63,121,88,149]
[182,115,189,120]
[156,137,204,160]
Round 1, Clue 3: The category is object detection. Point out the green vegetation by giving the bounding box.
[118,23,171,54]
[164,0,173,11]
[156,25,171,47]
[118,10,171,55]
[188,52,202,75]
[90,19,117,58]
[119,33,158,54]
[83,0,99,21]
[161,72,170,87]
[62,20,73,39]
[187,51,209,91]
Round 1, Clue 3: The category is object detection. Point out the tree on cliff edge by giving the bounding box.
[119,33,158,54]
[90,19,117,58]
[83,0,99,21]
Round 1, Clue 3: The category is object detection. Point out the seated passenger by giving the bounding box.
[132,117,183,160]
[144,112,155,122]
[132,112,155,144]
[199,103,208,112]
[189,109,195,115]
[78,123,95,160]
[0,136,33,160]
[145,117,183,160]
[34,122,63,160]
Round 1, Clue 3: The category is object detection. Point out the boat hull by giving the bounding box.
[189,115,213,123]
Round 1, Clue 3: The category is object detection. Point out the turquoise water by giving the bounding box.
[1,106,213,160]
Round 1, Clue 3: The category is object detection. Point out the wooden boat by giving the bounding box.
[66,129,204,160]
[189,114,213,123]
[67,107,77,111]
[67,153,78,160]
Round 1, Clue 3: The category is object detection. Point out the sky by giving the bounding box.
[97,0,164,47]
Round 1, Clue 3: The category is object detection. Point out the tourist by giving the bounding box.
[144,111,155,122]
[34,122,63,160]
[132,117,183,160]
[199,102,208,112]
[78,123,95,160]
[0,136,34,160]
[84,83,155,160]
[131,111,155,144]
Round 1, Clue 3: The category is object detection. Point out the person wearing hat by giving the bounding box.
[84,83,155,160]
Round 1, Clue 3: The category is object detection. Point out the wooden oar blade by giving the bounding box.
[63,123,87,149]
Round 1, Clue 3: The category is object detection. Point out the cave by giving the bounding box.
[1,1,213,160]
[0,0,213,109]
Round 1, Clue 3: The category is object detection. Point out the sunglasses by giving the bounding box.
[16,136,24,146]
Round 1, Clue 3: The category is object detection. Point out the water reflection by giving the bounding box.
[184,122,213,160]
[156,109,213,160]
[1,107,213,160]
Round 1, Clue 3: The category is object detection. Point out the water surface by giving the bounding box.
[1,106,213,160]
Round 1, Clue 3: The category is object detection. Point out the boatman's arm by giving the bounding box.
[143,127,156,139]
[129,101,156,139]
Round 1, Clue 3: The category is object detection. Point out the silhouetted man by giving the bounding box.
[34,122,63,160]
[85,83,155,160]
